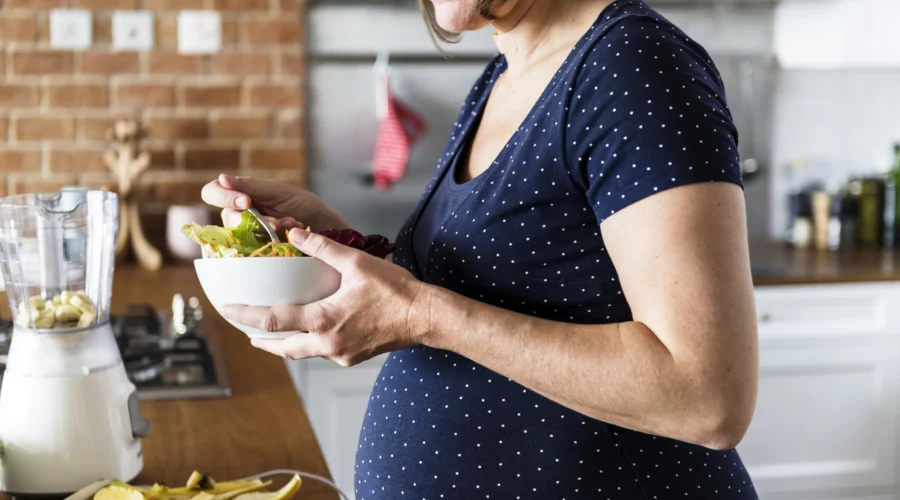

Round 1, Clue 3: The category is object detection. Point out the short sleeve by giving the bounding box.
[565,18,743,223]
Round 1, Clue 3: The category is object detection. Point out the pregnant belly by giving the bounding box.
[353,346,643,498]
[353,346,758,500]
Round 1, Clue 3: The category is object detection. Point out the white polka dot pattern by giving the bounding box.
[355,1,755,498]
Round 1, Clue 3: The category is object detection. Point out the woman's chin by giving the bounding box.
[432,4,490,32]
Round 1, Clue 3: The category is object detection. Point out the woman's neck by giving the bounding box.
[492,0,613,73]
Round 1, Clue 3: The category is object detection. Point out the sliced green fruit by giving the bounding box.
[186,471,217,490]
[232,475,302,500]
[94,485,145,500]
[109,480,144,492]
[213,480,271,500]
[205,481,262,495]
[147,483,169,500]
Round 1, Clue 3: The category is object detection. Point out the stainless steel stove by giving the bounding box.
[0,295,231,401]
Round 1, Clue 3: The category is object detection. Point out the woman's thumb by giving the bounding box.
[289,229,356,269]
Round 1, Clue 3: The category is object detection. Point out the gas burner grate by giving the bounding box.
[0,303,231,401]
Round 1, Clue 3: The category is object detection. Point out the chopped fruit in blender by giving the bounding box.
[15,290,99,330]
[55,304,81,323]
[28,295,44,310]
[70,294,97,315]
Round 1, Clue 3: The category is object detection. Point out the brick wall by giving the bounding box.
[0,0,305,256]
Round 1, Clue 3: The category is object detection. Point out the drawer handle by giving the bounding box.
[760,313,771,323]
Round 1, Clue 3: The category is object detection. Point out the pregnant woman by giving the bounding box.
[203,0,759,497]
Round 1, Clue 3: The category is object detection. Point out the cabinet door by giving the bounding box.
[754,283,900,345]
[737,345,900,496]
[305,359,385,500]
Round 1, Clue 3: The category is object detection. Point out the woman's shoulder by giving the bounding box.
[569,3,725,94]
[558,2,742,220]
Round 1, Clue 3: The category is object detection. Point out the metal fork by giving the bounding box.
[246,206,281,244]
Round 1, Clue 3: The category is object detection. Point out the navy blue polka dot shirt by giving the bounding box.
[354,2,756,498]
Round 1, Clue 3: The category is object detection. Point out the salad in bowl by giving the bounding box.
[182,210,395,259]
[183,211,395,339]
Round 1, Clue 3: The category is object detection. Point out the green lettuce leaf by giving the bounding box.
[181,210,303,257]
[181,222,251,257]
[230,210,263,250]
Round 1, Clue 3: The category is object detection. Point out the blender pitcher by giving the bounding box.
[0,190,150,495]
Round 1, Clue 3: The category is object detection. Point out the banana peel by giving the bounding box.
[185,471,215,490]
[86,473,291,500]
[231,475,302,500]
[146,484,169,500]
[212,480,271,500]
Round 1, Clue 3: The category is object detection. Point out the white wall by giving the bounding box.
[769,68,900,238]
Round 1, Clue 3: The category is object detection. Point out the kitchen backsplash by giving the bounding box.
[770,68,900,239]
[0,0,306,252]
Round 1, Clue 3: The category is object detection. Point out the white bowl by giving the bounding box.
[194,257,341,339]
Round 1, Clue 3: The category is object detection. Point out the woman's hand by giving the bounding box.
[201,174,352,233]
[221,229,429,366]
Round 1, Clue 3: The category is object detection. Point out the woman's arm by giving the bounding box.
[416,182,758,450]
[225,182,758,450]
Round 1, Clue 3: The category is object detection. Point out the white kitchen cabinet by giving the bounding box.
[753,283,900,345]
[287,356,387,500]
[287,283,900,500]
[738,344,900,496]
[745,283,900,499]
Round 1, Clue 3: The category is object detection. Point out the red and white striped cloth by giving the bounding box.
[372,75,427,191]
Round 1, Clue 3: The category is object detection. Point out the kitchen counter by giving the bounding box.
[1,266,338,499]
[751,239,900,286]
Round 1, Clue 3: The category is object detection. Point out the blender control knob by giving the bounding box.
[127,391,152,439]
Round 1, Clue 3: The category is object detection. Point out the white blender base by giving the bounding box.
[0,362,143,494]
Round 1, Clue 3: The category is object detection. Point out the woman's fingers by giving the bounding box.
[202,176,251,210]
[221,209,290,231]
[251,334,331,360]
[221,208,241,227]
[221,303,329,333]
[223,303,336,360]
[279,217,304,230]
[249,338,288,358]
[222,304,296,332]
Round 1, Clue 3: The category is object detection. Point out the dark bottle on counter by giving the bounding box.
[828,190,844,250]
[792,191,813,248]
[853,177,885,247]
[883,144,900,247]
[840,186,859,249]
[895,143,900,172]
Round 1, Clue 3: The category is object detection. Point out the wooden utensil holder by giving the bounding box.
[105,119,163,271]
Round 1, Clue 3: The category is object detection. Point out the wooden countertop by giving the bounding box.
[2,266,338,499]
[751,240,900,286]
[124,267,337,498]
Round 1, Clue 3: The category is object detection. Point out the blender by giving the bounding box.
[0,190,150,495]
